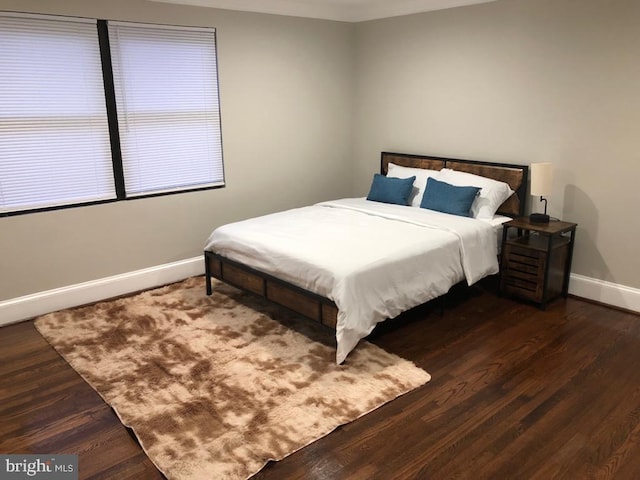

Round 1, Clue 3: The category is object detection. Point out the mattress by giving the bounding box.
[205,198,499,363]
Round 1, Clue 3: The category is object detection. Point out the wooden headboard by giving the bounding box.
[381,152,528,217]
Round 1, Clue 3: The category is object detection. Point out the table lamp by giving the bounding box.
[530,162,552,223]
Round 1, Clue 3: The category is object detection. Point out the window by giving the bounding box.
[109,22,224,196]
[0,14,115,212]
[0,13,224,215]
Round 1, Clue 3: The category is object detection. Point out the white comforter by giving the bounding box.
[204,198,498,364]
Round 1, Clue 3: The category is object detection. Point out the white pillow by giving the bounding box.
[436,168,514,219]
[387,163,441,207]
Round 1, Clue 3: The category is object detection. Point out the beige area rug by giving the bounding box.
[35,276,430,480]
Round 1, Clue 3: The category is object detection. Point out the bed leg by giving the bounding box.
[437,293,447,317]
[204,253,213,296]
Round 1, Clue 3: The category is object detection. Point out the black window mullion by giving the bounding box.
[97,19,126,200]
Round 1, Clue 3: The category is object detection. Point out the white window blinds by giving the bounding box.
[108,22,224,196]
[0,13,115,213]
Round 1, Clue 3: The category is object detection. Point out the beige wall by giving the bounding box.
[2,0,638,302]
[0,0,355,300]
[352,0,640,289]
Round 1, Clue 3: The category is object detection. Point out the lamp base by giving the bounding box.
[530,213,550,223]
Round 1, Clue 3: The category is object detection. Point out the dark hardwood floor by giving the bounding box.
[2,277,640,479]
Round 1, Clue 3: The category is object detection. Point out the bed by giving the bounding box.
[204,152,528,363]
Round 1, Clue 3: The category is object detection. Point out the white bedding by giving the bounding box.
[204,198,499,364]
[480,214,512,253]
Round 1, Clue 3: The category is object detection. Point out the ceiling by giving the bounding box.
[148,0,497,22]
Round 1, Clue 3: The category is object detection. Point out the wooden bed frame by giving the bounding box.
[204,152,529,330]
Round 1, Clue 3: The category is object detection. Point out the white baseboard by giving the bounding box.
[0,256,204,327]
[2,263,637,329]
[569,274,640,313]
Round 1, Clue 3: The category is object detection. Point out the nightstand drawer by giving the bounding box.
[505,244,542,263]
[502,244,546,302]
[504,266,539,282]
[503,245,544,273]
[506,253,540,270]
[503,280,542,302]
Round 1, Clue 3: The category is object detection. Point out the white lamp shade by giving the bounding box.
[530,162,553,197]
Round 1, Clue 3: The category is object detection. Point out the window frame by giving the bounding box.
[0,13,225,218]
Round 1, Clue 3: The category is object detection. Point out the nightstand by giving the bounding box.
[500,217,577,308]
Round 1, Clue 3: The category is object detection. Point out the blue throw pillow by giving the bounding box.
[420,177,480,217]
[366,174,416,206]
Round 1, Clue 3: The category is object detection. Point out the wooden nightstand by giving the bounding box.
[500,217,577,308]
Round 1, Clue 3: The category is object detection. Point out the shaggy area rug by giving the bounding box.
[35,276,430,480]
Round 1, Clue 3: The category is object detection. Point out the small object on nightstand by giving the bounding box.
[529,212,550,223]
[500,217,577,309]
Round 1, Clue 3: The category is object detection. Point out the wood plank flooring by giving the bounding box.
[2,278,640,479]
